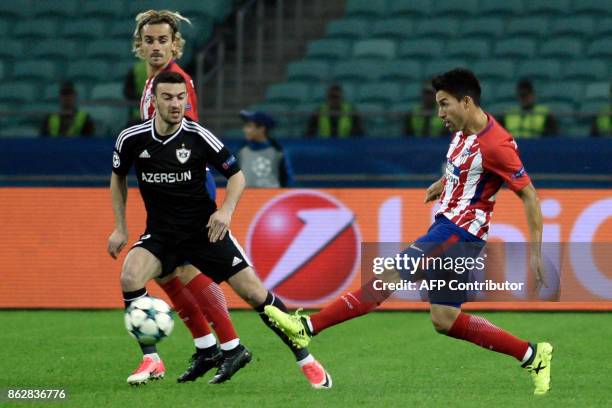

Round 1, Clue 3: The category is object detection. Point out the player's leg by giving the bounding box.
[155,268,221,383]
[227,266,332,389]
[120,246,166,385]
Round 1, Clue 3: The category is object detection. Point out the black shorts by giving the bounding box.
[131,229,252,283]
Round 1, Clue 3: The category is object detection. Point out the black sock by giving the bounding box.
[123,288,157,355]
[256,292,309,362]
[196,344,220,358]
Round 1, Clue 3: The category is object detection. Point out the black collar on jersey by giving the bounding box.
[151,117,185,145]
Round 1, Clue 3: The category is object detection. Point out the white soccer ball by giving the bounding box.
[124,296,174,345]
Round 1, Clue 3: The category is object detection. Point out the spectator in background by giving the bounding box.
[404,81,446,137]
[504,79,557,138]
[40,82,94,137]
[306,84,364,138]
[122,60,148,126]
[238,110,294,187]
[590,82,612,137]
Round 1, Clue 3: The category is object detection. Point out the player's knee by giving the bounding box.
[430,312,452,334]
[120,264,145,291]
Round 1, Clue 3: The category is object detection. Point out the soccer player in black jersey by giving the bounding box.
[108,71,332,388]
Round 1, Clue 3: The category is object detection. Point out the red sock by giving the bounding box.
[160,277,211,338]
[447,312,530,361]
[310,279,393,334]
[185,274,238,343]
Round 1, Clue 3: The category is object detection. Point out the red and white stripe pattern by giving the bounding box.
[436,115,529,241]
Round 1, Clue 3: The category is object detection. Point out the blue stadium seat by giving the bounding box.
[108,20,135,39]
[595,18,612,37]
[436,0,478,17]
[462,18,505,39]
[179,0,232,21]
[487,102,515,117]
[473,60,516,81]
[540,38,583,59]
[81,0,125,18]
[414,18,459,39]
[90,82,124,100]
[398,39,444,59]
[14,19,59,39]
[306,40,351,61]
[357,102,388,136]
[86,40,133,60]
[388,0,432,18]
[43,83,89,101]
[62,19,106,39]
[345,0,387,18]
[540,82,583,105]
[371,18,414,40]
[332,60,384,82]
[12,60,57,81]
[266,83,310,104]
[525,0,570,16]
[401,82,425,103]
[326,18,369,40]
[2,83,38,103]
[29,40,79,60]
[494,82,519,103]
[379,60,422,81]
[353,39,396,59]
[0,42,24,60]
[66,60,113,84]
[424,60,468,78]
[479,0,523,16]
[587,38,612,58]
[0,125,39,138]
[494,38,536,59]
[0,1,30,18]
[0,61,4,80]
[86,106,128,137]
[584,82,610,101]
[445,39,490,59]
[516,59,561,80]
[563,60,608,81]
[286,60,331,82]
[550,17,594,37]
[572,0,612,16]
[505,17,549,38]
[357,82,403,104]
[33,0,79,18]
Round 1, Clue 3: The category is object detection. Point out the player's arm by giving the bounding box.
[207,171,246,243]
[515,183,546,288]
[108,172,129,259]
[424,175,445,203]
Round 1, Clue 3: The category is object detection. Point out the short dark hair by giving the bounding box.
[517,78,534,93]
[152,71,186,95]
[432,68,481,106]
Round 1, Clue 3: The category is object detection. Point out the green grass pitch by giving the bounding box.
[1,310,611,407]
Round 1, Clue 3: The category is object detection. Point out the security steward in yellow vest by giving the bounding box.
[41,82,94,138]
[306,84,364,138]
[590,83,612,137]
[404,82,446,137]
[123,60,148,126]
[503,79,557,138]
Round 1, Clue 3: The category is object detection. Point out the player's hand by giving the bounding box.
[531,252,547,290]
[207,208,231,243]
[108,229,128,259]
[424,179,444,203]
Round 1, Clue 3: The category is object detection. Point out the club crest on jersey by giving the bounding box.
[176,143,191,164]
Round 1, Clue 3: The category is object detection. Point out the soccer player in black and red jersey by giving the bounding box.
[108,71,332,388]
[265,69,553,395]
[109,9,239,385]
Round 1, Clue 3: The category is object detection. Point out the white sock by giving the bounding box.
[521,345,534,364]
[220,338,240,351]
[305,317,314,334]
[194,334,217,349]
[144,353,160,362]
[297,354,314,368]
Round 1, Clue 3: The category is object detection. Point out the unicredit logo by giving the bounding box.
[247,190,361,306]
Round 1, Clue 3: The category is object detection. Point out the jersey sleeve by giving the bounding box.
[112,133,135,176]
[184,74,199,122]
[200,129,240,178]
[482,138,531,192]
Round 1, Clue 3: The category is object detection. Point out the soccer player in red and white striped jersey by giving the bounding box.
[265,69,553,395]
